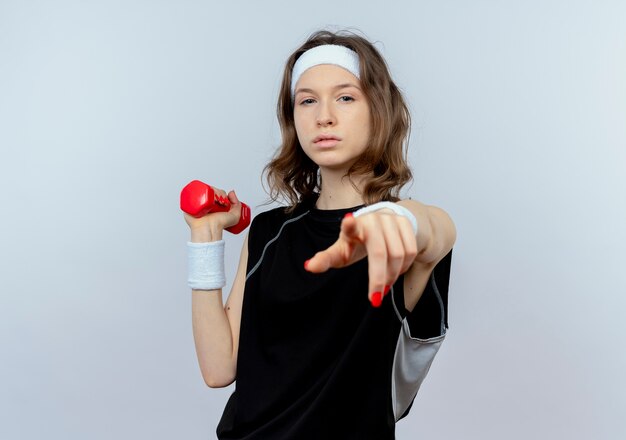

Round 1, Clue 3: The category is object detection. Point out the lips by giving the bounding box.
[314,134,341,143]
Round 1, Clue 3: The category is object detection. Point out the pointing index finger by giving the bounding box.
[304,212,364,273]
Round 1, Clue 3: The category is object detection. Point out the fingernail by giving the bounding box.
[304,259,310,270]
[343,212,353,219]
[370,291,382,307]
[383,285,390,296]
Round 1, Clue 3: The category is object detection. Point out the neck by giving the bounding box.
[315,169,369,210]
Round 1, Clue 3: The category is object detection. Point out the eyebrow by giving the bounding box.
[294,83,361,96]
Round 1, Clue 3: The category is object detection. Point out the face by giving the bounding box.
[293,64,371,173]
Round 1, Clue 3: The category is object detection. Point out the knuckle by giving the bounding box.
[406,248,418,260]
[388,249,404,261]
[371,248,387,259]
[399,216,411,226]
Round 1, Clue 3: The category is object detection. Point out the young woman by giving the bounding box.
[184,29,456,439]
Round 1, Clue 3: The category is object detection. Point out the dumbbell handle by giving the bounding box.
[180,180,251,234]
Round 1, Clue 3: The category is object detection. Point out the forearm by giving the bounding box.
[191,289,236,387]
[189,227,236,387]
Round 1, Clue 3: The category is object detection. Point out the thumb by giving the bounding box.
[227,190,240,207]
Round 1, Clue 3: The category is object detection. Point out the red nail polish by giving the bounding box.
[304,259,310,270]
[383,285,390,296]
[343,212,353,219]
[371,291,382,307]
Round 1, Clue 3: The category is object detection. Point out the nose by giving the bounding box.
[316,101,335,127]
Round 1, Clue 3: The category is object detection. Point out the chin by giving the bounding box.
[316,163,353,173]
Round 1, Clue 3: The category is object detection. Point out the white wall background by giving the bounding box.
[1,0,624,439]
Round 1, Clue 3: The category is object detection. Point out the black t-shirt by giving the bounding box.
[217,198,452,440]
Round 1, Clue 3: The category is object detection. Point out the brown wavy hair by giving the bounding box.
[263,29,412,211]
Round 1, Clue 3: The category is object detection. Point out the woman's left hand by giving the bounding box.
[303,209,418,307]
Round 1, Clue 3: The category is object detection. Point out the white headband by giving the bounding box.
[290,44,361,99]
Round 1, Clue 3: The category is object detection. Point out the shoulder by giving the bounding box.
[251,205,289,222]
[251,203,308,221]
[246,204,310,258]
[249,203,309,233]
[250,205,288,230]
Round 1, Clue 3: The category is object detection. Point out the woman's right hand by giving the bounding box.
[184,188,242,242]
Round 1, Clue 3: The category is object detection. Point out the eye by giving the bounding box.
[339,96,354,102]
[299,98,316,105]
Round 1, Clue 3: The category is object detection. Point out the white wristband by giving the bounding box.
[353,201,418,235]
[187,240,226,290]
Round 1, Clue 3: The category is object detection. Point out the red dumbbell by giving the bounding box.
[180,180,251,234]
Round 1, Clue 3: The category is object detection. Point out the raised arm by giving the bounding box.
[185,189,248,388]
